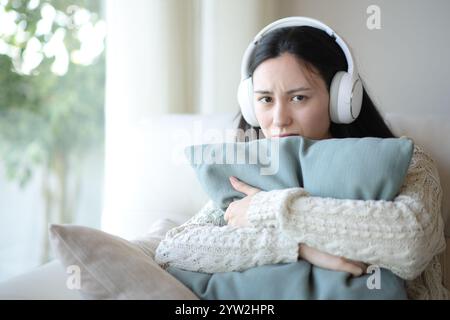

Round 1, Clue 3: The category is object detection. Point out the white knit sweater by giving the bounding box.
[155,144,449,300]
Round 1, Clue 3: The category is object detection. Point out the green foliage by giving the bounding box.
[0,0,105,188]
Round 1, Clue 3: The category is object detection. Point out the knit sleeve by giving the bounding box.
[246,145,447,280]
[154,200,299,273]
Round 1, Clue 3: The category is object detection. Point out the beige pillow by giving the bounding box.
[48,219,198,300]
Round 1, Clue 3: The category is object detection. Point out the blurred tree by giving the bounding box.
[0,0,106,263]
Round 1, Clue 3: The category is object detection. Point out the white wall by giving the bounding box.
[278,0,450,117]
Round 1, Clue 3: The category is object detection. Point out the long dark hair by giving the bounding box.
[234,26,395,140]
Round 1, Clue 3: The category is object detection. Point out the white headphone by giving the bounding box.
[237,16,363,127]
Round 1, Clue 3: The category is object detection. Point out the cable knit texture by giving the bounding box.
[155,202,299,273]
[155,144,449,300]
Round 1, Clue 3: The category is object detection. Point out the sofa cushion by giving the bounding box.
[48,220,198,300]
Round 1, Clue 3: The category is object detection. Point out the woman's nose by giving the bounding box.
[272,102,292,128]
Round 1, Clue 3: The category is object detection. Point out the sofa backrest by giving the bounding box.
[102,112,239,239]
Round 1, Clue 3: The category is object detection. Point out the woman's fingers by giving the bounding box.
[299,244,366,277]
[340,261,364,277]
[229,176,261,196]
[344,258,368,274]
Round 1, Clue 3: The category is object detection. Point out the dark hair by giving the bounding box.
[234,26,395,140]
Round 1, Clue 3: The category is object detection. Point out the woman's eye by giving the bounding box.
[292,95,306,102]
[258,96,272,103]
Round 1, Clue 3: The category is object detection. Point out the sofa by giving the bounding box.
[0,111,449,299]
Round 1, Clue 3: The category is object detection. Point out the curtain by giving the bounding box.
[105,0,282,123]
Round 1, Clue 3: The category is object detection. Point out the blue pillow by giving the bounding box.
[167,261,407,300]
[172,136,413,300]
[184,136,414,211]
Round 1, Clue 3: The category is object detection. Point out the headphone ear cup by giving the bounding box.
[350,78,363,121]
[329,71,346,123]
[330,71,357,124]
[237,78,259,127]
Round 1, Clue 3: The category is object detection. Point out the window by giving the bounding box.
[0,0,106,281]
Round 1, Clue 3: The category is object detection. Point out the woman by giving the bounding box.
[155,22,448,299]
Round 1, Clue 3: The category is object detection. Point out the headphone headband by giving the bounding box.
[240,16,356,80]
[237,16,363,126]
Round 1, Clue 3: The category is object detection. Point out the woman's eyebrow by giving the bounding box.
[253,87,311,94]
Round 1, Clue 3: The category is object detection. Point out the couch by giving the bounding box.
[0,111,449,299]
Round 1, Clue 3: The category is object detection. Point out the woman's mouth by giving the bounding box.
[272,133,298,138]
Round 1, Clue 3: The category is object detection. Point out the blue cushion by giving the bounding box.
[184,136,414,211]
[167,261,407,300]
[170,136,414,300]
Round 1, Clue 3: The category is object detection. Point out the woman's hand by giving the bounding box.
[224,176,261,227]
[298,243,368,277]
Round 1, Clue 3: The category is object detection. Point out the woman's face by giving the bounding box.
[252,52,332,140]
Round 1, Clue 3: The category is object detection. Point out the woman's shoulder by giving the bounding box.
[401,136,439,175]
